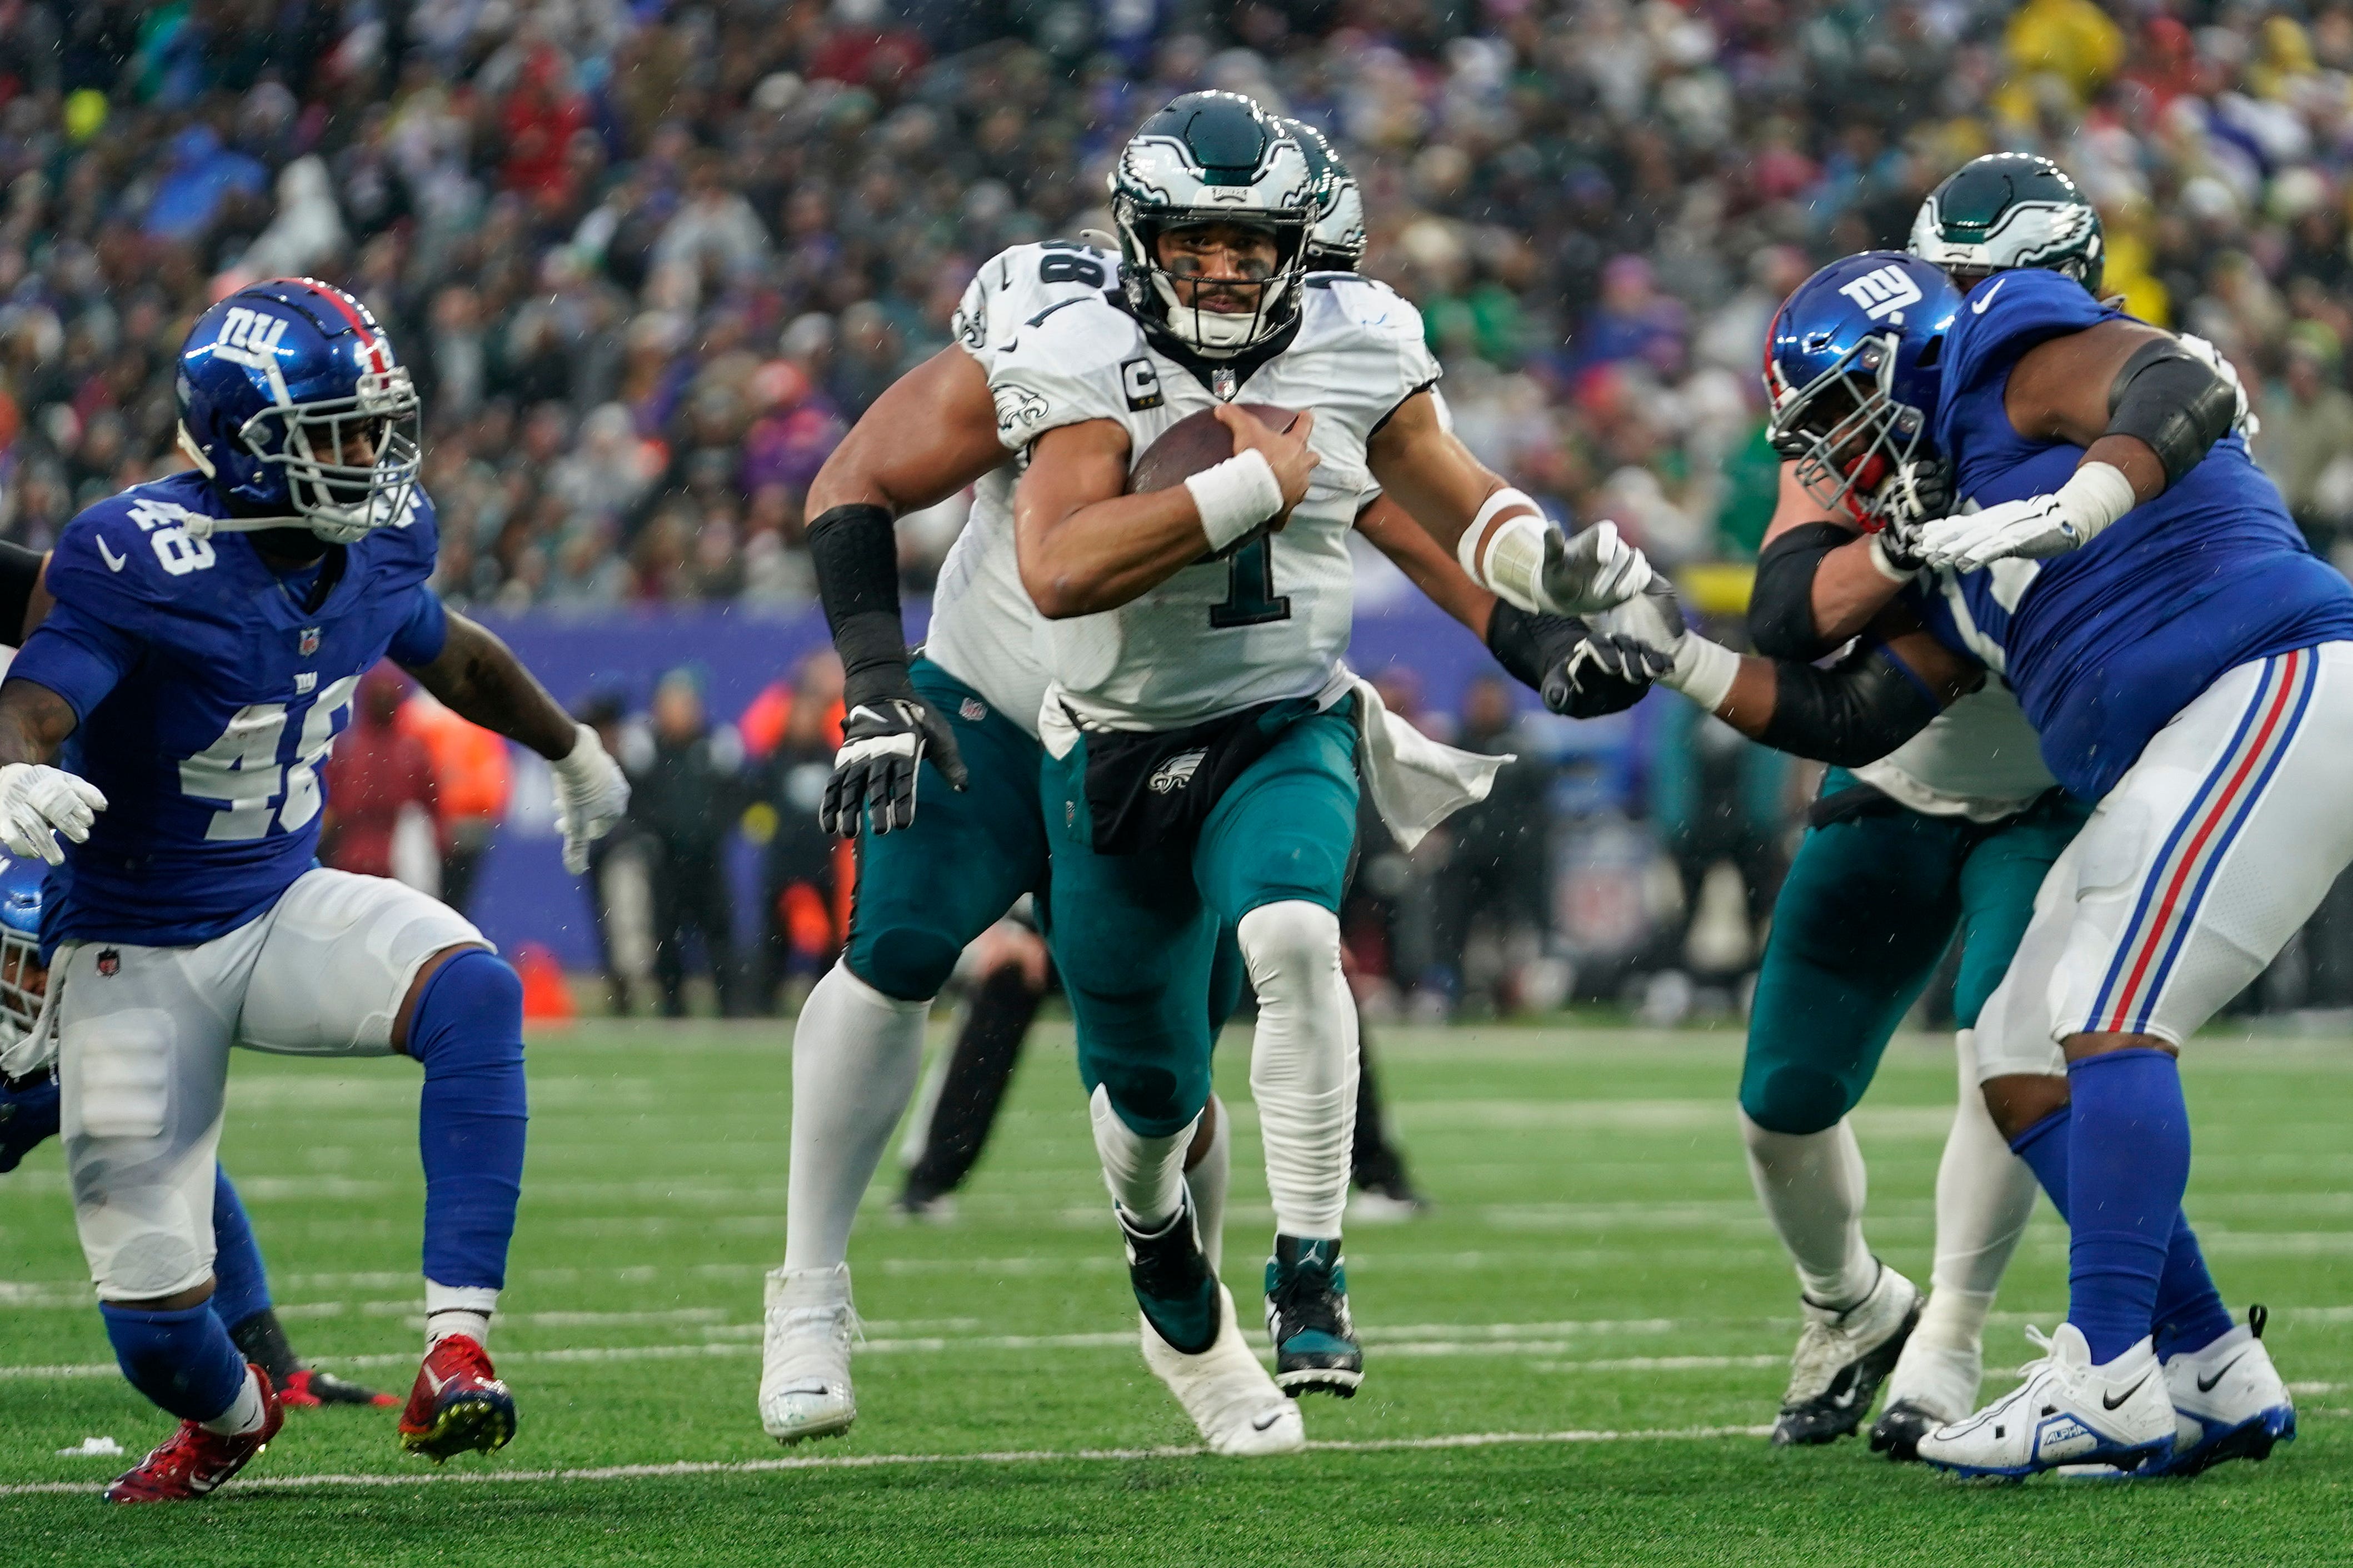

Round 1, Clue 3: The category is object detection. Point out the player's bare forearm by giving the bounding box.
[403,611,578,760]
[0,678,78,767]
[1356,494,1496,637]
[808,348,1005,518]
[1014,419,1215,618]
[2006,319,2173,502]
[1363,390,1505,556]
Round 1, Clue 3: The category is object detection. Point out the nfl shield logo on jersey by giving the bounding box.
[1211,367,1238,400]
[298,627,322,656]
[96,949,121,978]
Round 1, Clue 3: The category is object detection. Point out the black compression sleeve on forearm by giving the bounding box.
[807,503,909,696]
[1758,642,1945,767]
[2107,339,2237,488]
[1750,522,1856,662]
[0,540,42,644]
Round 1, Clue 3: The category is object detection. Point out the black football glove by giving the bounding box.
[1489,601,1656,719]
[1582,575,1687,688]
[820,663,971,839]
[0,1069,59,1174]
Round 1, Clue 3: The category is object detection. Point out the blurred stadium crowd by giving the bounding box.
[7,0,2353,1020]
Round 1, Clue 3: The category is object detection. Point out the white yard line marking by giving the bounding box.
[0,1424,1777,1496]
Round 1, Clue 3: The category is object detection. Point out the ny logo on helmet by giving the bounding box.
[212,307,292,368]
[1837,265,1924,323]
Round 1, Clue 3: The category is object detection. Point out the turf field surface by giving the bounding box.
[3,1018,2349,1566]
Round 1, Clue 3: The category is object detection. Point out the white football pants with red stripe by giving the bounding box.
[1977,640,2353,1076]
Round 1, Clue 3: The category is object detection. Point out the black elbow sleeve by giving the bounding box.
[807,503,909,689]
[1759,645,1943,768]
[0,540,41,643]
[2108,340,2237,488]
[1750,523,1855,662]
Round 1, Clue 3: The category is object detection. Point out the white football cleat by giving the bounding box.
[2146,1307,2295,1477]
[758,1263,860,1444]
[1142,1283,1305,1457]
[1772,1261,1921,1446]
[1917,1324,2174,1480]
[1871,1327,1983,1462]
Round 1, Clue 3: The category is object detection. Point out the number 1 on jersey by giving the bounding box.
[1208,535,1291,628]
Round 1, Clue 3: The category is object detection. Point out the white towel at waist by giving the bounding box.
[1351,675,1511,851]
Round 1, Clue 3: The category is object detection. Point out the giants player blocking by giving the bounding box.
[991,93,1646,1435]
[0,279,629,1501]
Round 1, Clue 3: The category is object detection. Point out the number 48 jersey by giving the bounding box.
[987,276,1440,731]
[11,470,448,950]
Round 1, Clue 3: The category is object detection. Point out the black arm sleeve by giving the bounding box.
[0,539,42,645]
[806,503,910,703]
[1757,641,1947,767]
[2107,339,2238,488]
[1749,522,1858,662]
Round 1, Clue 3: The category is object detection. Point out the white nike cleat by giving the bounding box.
[1142,1283,1305,1457]
[2146,1306,2295,1477]
[758,1263,860,1444]
[1917,1324,2174,1480]
[1772,1261,1921,1446]
[1871,1330,1983,1462]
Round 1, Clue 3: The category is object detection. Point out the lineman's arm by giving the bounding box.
[1365,388,1650,617]
[0,542,51,644]
[1752,465,1919,660]
[808,347,1007,519]
[1012,404,1317,619]
[1355,493,1652,718]
[1914,318,2239,572]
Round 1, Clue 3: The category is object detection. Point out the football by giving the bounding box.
[1127,403,1301,559]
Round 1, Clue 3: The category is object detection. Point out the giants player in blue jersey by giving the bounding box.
[0,279,630,1502]
[1586,250,2346,1479]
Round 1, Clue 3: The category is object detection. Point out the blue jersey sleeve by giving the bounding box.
[386,585,449,667]
[1935,271,2117,455]
[8,600,143,724]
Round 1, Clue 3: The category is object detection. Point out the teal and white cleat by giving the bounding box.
[1121,1196,1221,1356]
[2145,1306,2295,1477]
[1871,1309,1982,1461]
[1774,1261,1920,1446]
[1142,1283,1304,1457]
[758,1263,860,1444]
[1917,1324,2175,1480]
[1265,1236,1362,1398]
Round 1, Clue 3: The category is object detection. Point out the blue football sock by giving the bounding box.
[2009,1101,2234,1361]
[209,1166,272,1332]
[408,949,528,1291]
[101,1301,248,1422]
[2065,1048,2192,1364]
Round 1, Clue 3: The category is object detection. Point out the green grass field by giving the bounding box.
[4,1017,2350,1566]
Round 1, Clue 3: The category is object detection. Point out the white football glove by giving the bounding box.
[1538,520,1654,616]
[550,723,630,875]
[1912,463,2138,573]
[2176,333,2259,442]
[0,763,107,866]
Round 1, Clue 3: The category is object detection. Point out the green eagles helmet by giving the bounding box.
[1278,117,1367,273]
[1908,153,2105,297]
[1110,92,1317,356]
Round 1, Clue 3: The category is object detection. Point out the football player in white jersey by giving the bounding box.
[762,113,1650,1452]
[993,92,1648,1425]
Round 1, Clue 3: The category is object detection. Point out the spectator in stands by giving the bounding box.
[745,650,849,1011]
[320,667,439,893]
[628,666,746,1017]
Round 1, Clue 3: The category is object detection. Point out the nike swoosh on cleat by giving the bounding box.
[422,1367,452,1397]
[1251,1412,1285,1432]
[2103,1373,2153,1411]
[2195,1355,2249,1395]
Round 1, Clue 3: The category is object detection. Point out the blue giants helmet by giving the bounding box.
[1764,252,1962,529]
[174,277,423,544]
[0,856,58,1171]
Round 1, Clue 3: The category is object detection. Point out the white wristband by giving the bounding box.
[1666,635,1741,712]
[1185,448,1285,554]
[2055,461,2136,547]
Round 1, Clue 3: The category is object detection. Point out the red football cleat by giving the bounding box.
[397,1336,516,1462]
[104,1365,284,1504]
[279,1368,398,1408]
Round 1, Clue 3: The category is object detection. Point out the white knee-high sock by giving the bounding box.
[1240,901,1357,1242]
[1741,1110,1877,1309]
[783,963,931,1273]
[1917,1028,2040,1349]
[1185,1093,1232,1275]
[1091,1084,1194,1229]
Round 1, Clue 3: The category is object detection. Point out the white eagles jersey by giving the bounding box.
[1852,678,2057,822]
[923,241,1120,739]
[989,275,1441,731]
